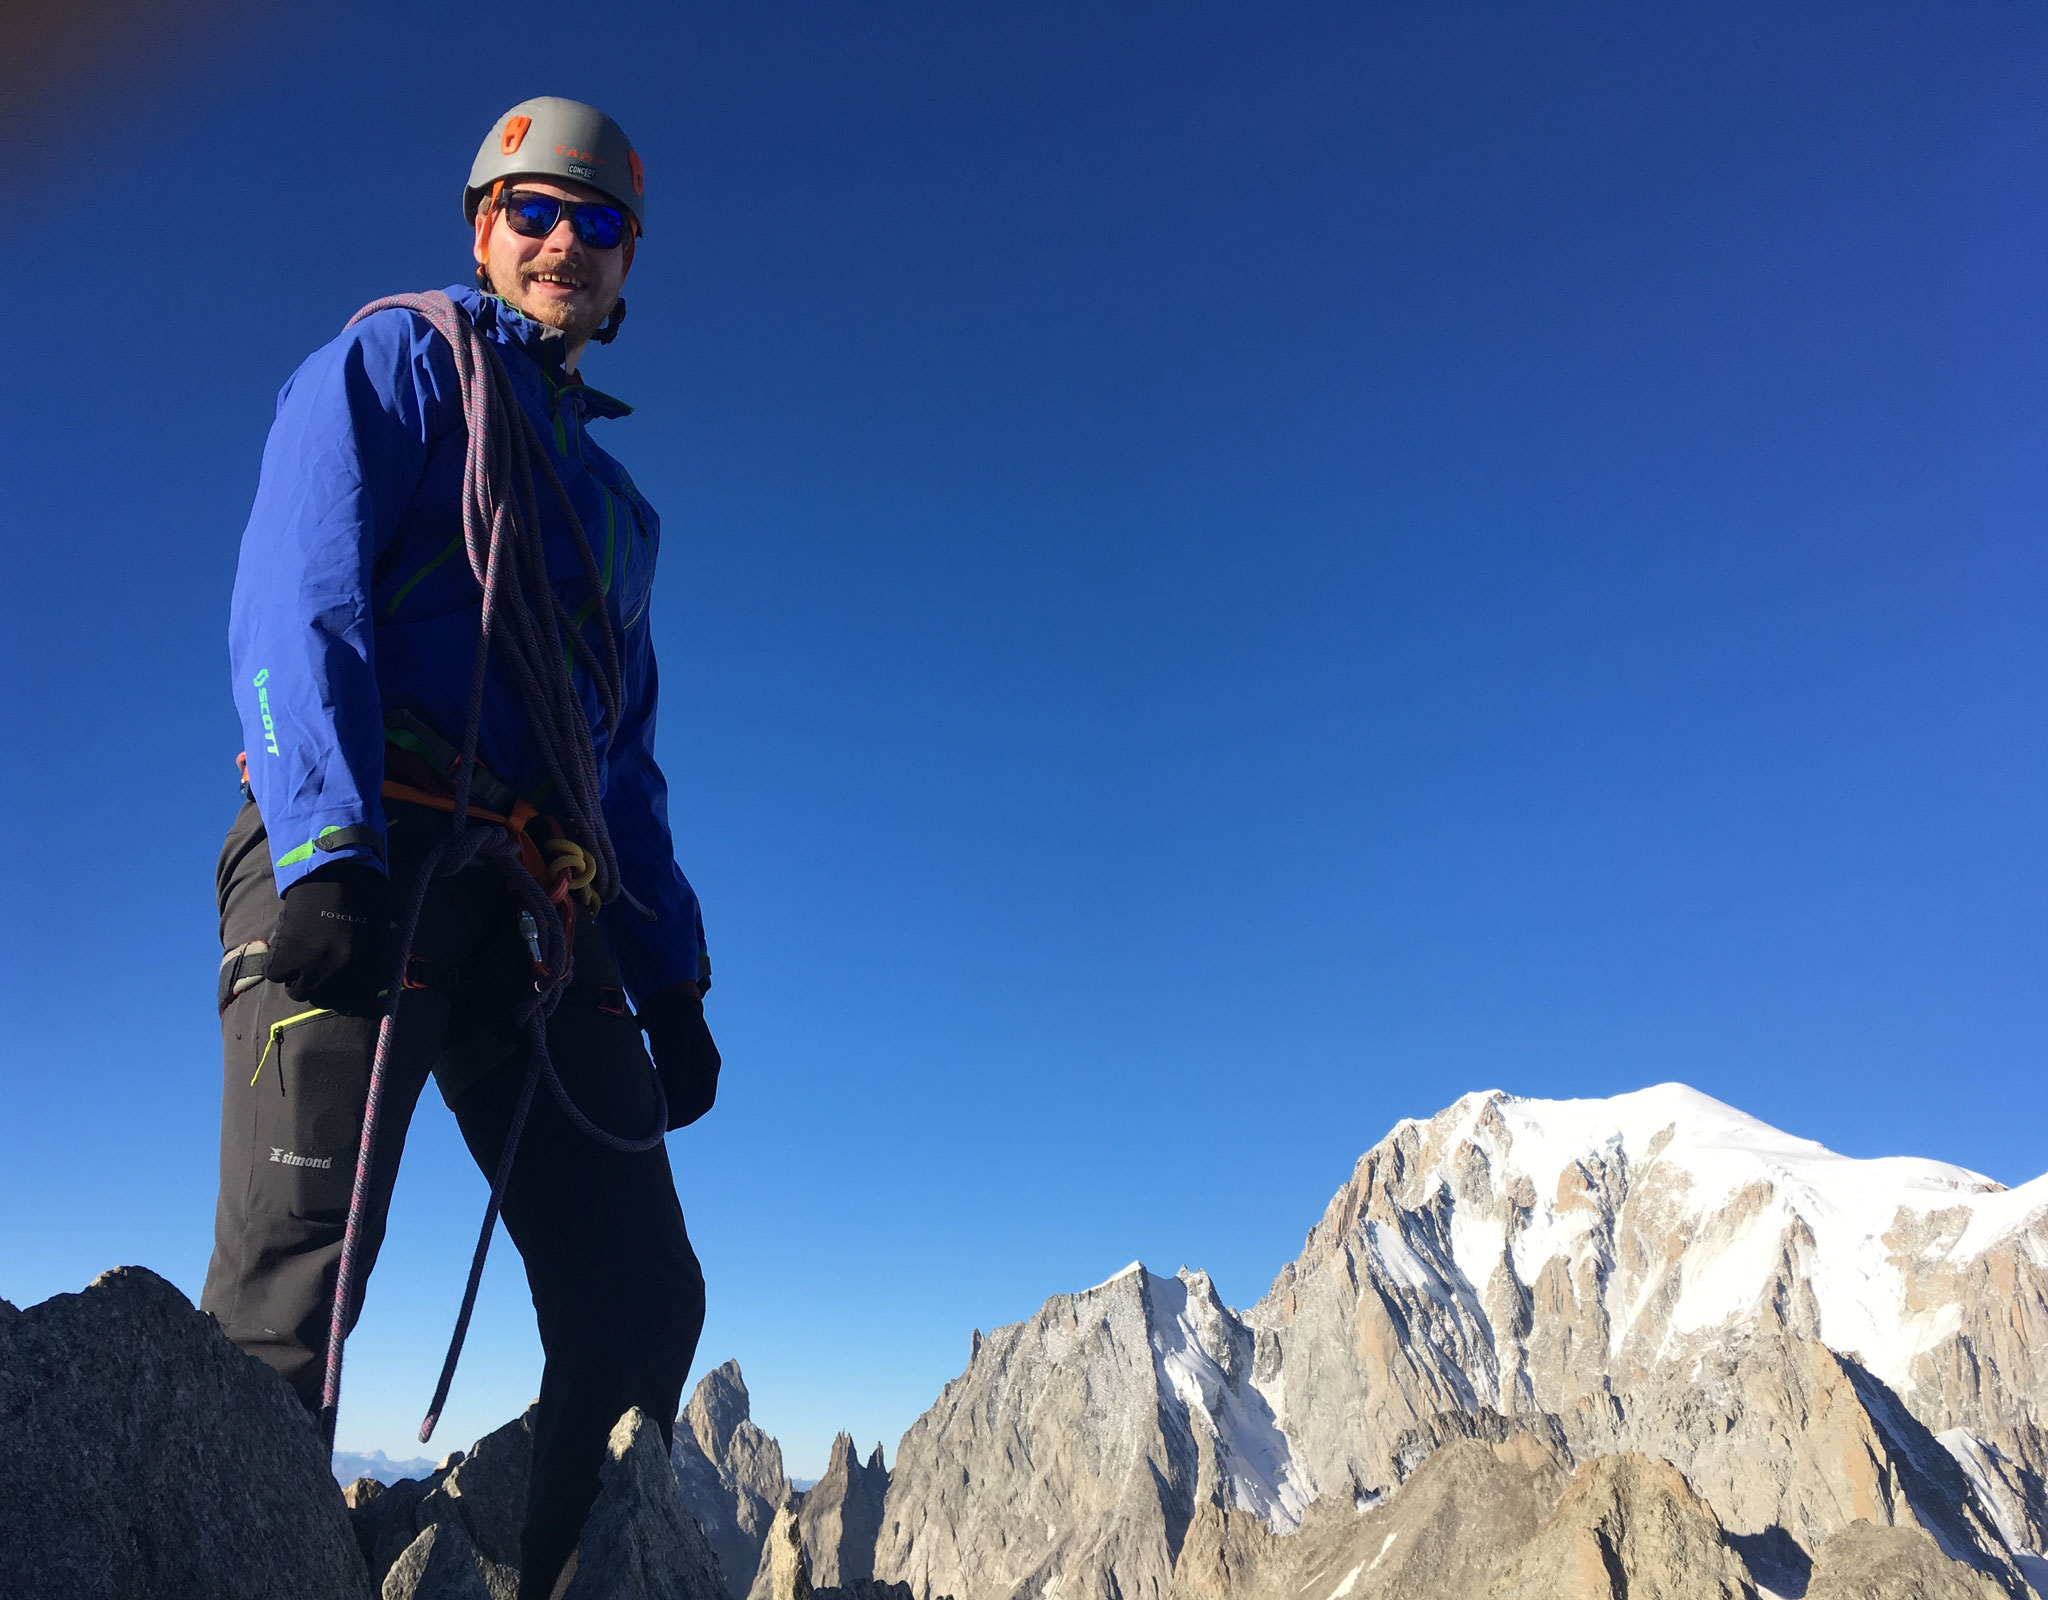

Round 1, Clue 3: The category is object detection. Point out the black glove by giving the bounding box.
[641,983,721,1130]
[268,862,393,1013]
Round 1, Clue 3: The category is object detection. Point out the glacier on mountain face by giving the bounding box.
[1148,1267,1311,1532]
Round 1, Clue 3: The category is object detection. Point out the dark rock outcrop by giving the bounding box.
[0,1267,374,1600]
[1806,1521,2019,1600]
[816,1583,919,1600]
[563,1408,729,1600]
[348,1458,459,1586]
[350,1413,529,1598]
[1389,1404,1575,1482]
[355,1406,725,1600]
[384,1519,496,1600]
[1174,1428,1573,1600]
[1486,1453,1759,1600]
[415,1411,536,1596]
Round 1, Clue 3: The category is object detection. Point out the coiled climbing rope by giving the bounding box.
[318,290,667,1450]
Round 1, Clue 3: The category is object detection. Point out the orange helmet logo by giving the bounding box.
[501,116,531,155]
[628,150,644,195]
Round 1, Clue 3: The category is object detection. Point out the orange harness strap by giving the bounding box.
[381,779,583,973]
[380,780,550,887]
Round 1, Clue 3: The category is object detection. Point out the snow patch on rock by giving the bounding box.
[1147,1267,1311,1532]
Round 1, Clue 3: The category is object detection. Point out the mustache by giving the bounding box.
[517,261,592,287]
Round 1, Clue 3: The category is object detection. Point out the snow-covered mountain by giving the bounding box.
[876,1084,2048,1600]
[1267,1083,2038,1402]
[1251,1087,2046,1534]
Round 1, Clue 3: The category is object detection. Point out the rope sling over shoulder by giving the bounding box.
[319,289,668,1450]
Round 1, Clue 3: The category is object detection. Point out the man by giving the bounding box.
[205,97,717,1599]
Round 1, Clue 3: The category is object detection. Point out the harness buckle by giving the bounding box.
[596,986,626,1016]
[403,956,435,991]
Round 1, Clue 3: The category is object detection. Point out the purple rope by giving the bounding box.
[316,292,666,1452]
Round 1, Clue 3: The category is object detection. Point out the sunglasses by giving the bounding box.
[495,189,631,251]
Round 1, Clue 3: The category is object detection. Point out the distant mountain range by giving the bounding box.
[663,1084,2048,1600]
[331,1448,439,1487]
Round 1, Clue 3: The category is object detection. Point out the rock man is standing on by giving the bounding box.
[203,96,719,1600]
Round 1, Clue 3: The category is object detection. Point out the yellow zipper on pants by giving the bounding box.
[251,1008,333,1087]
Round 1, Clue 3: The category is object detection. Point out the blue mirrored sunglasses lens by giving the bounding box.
[505,196,565,237]
[572,205,626,249]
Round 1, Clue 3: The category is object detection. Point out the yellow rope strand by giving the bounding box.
[544,837,601,914]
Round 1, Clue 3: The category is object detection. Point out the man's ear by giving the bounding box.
[472,180,503,274]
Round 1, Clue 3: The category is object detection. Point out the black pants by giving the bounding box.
[200,800,705,1598]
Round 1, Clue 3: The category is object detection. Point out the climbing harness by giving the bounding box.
[218,940,269,1012]
[317,290,667,1451]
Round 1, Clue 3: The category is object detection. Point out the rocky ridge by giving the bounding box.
[8,1084,2044,1600]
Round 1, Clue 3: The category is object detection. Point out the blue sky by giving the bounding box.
[3,2,2045,1478]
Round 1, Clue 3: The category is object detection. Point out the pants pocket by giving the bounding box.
[242,999,376,1225]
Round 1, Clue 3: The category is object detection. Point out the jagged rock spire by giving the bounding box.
[672,1362,790,1600]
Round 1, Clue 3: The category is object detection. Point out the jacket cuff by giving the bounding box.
[271,822,388,894]
[612,936,703,1008]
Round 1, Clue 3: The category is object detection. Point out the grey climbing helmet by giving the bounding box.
[464,96,645,233]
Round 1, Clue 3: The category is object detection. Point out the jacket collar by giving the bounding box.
[445,283,635,421]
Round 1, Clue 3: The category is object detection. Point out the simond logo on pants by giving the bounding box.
[269,1148,334,1170]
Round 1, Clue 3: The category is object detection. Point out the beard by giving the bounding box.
[499,260,617,344]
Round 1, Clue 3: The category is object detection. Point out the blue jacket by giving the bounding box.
[229,284,705,999]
